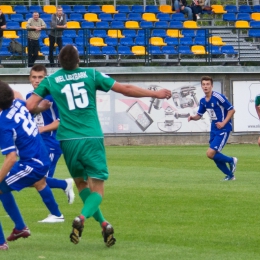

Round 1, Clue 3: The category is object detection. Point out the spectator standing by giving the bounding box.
[48,6,67,67]
[0,9,6,68]
[26,12,46,67]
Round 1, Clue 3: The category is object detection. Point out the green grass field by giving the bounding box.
[1,144,260,260]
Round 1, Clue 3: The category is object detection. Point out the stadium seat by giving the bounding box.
[122,29,137,38]
[70,13,84,22]
[209,36,226,46]
[162,45,178,54]
[73,5,87,13]
[29,6,43,13]
[88,5,102,13]
[169,21,183,28]
[183,21,199,28]
[250,21,260,27]
[105,37,118,46]
[164,36,179,45]
[196,29,207,37]
[116,5,130,13]
[251,13,260,21]
[142,13,159,22]
[132,45,147,55]
[114,13,128,22]
[43,38,58,47]
[157,13,171,21]
[167,29,184,37]
[149,46,163,55]
[221,45,237,55]
[2,38,11,47]
[81,21,95,29]
[194,36,206,45]
[62,38,74,45]
[63,29,77,38]
[111,21,124,29]
[40,30,48,39]
[128,13,143,22]
[75,37,84,46]
[131,5,144,13]
[99,13,114,22]
[14,5,27,15]
[89,46,103,55]
[152,29,167,37]
[43,5,56,14]
[107,30,124,38]
[67,21,81,28]
[96,21,109,28]
[102,46,117,55]
[0,5,16,14]
[237,13,251,21]
[235,20,250,28]
[125,21,140,29]
[150,37,167,46]
[248,28,260,37]
[223,13,237,22]
[40,13,52,22]
[120,37,135,46]
[225,5,238,13]
[180,37,193,46]
[182,29,196,37]
[191,45,207,54]
[207,45,222,55]
[0,47,12,56]
[135,36,146,45]
[140,21,153,28]
[137,29,150,37]
[118,46,133,55]
[10,14,24,22]
[93,29,107,38]
[154,21,168,28]
[211,5,227,14]
[171,13,186,21]
[84,13,101,22]
[39,46,50,55]
[238,5,252,13]
[159,5,175,14]
[90,37,107,46]
[253,5,260,13]
[145,5,160,13]
[178,46,193,54]
[61,5,72,14]
[102,5,118,14]
[6,22,20,29]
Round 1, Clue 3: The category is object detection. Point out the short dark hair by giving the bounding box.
[201,76,213,85]
[58,45,79,70]
[0,81,14,110]
[30,64,47,76]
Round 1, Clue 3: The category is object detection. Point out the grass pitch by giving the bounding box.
[0,144,260,260]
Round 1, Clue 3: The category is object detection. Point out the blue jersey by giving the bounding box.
[197,91,234,132]
[0,99,50,165]
[26,92,62,155]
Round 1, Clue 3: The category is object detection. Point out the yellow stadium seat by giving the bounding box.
[150,37,167,46]
[183,21,199,28]
[132,46,147,55]
[212,5,227,14]
[3,31,19,38]
[191,45,208,54]
[142,13,159,22]
[44,38,58,47]
[102,5,118,14]
[159,5,175,14]
[90,37,107,46]
[251,13,260,21]
[21,21,27,29]
[209,36,226,46]
[235,20,250,28]
[125,21,140,29]
[0,5,15,14]
[166,29,184,38]
[107,30,124,38]
[43,5,56,14]
[84,13,101,22]
[67,21,81,28]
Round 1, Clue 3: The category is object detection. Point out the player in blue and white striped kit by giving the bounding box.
[188,76,237,181]
[0,81,63,250]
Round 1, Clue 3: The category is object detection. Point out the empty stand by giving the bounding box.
[88,5,102,13]
[14,5,28,14]
[235,20,250,28]
[191,45,207,54]
[73,5,87,13]
[0,5,15,14]
[84,13,101,22]
[159,5,175,14]
[43,5,56,14]
[90,37,107,46]
[67,21,81,28]
[107,30,124,38]
[125,21,140,29]
[102,5,118,14]
[142,13,159,22]
[132,46,147,55]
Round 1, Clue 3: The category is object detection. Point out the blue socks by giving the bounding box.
[0,222,5,244]
[213,152,233,176]
[0,192,26,230]
[46,177,67,190]
[38,185,62,217]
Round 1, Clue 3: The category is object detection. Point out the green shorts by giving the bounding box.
[60,138,109,181]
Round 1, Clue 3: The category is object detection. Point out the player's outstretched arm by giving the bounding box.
[13,90,24,100]
[26,94,44,114]
[188,114,201,121]
[112,82,172,100]
[38,120,59,133]
[0,152,17,183]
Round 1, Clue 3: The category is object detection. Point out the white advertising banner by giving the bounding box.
[233,81,260,132]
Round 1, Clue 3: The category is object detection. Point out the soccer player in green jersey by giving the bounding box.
[26,45,172,247]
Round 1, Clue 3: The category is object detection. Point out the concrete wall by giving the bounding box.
[1,66,259,146]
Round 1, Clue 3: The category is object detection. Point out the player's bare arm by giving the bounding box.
[13,90,24,100]
[215,109,235,129]
[255,105,260,119]
[26,93,44,113]
[0,152,17,184]
[188,114,201,121]
[38,119,59,134]
[112,82,172,100]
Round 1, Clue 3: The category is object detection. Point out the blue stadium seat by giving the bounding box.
[169,21,183,28]
[25,13,32,20]
[237,13,251,21]
[131,5,144,13]
[111,21,124,28]
[135,36,146,45]
[206,45,222,55]
[114,13,128,22]
[1,47,13,56]
[40,13,52,22]
[40,46,49,55]
[73,5,87,13]
[81,21,95,29]
[194,37,206,45]
[116,5,130,13]
[250,21,260,27]
[63,29,77,38]
[128,13,143,22]
[62,38,74,45]
[238,5,252,13]
[140,21,153,28]
[105,37,118,46]
[6,22,20,29]
[89,46,103,55]
[221,45,237,55]
[61,5,73,14]
[10,14,25,22]
[253,5,260,13]
[2,38,11,47]
[196,29,207,37]
[137,29,148,37]
[118,46,134,55]
[149,46,163,55]
[75,37,84,46]
[96,21,110,28]
[178,45,193,54]
[223,13,237,22]
[119,37,135,46]
[88,5,102,13]
[225,5,238,13]
[4,14,10,22]
[162,45,178,54]
[77,46,85,55]
[154,21,168,28]
[99,13,113,22]
[179,37,194,46]
[102,46,117,55]
[69,13,84,22]
[171,13,186,21]
[157,13,171,21]
[164,37,179,45]
[29,6,43,13]
[182,29,196,37]
[93,29,107,37]
[122,29,137,38]
[145,5,160,13]
[248,28,260,37]
[14,5,28,14]
[152,29,167,37]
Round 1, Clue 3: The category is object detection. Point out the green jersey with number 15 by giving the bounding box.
[34,67,115,141]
